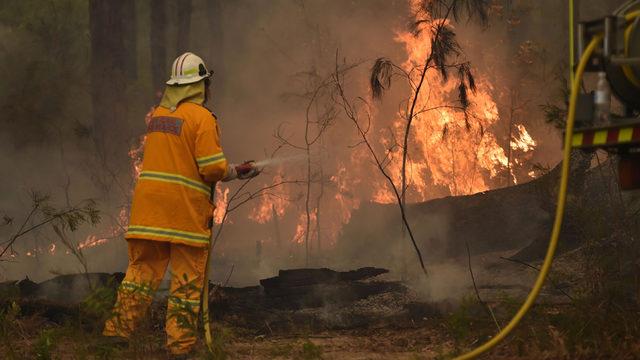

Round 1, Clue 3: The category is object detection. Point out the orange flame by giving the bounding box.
[368,7,535,201]
[78,235,109,251]
[57,5,540,257]
[511,124,536,153]
[214,186,230,225]
[292,209,317,245]
[249,173,290,224]
[128,136,146,181]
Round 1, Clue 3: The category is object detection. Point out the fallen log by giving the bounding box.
[1,268,421,331]
[260,267,388,291]
[337,151,619,264]
[0,273,123,304]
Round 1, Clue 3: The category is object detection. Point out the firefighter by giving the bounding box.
[102,52,259,358]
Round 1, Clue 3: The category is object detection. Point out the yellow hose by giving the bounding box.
[626,10,640,20]
[453,34,603,360]
[569,0,575,85]
[202,186,216,352]
[623,13,640,88]
[202,246,214,351]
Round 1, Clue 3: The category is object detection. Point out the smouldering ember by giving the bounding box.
[77,235,109,251]
[77,203,129,252]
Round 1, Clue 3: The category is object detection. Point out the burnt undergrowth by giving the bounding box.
[443,160,640,358]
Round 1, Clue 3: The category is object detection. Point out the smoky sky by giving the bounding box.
[1,0,629,287]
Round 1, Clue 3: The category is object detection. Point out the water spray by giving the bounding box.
[252,154,309,169]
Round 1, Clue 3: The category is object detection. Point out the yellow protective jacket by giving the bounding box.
[126,102,228,247]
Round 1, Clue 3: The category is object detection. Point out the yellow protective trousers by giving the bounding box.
[103,238,208,355]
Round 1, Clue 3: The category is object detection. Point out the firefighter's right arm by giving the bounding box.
[194,114,228,183]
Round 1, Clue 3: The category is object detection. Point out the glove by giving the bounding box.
[236,161,261,179]
[222,161,261,181]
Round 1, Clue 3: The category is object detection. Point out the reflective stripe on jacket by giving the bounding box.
[126,102,228,247]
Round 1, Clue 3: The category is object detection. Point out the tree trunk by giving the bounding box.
[206,0,224,108]
[316,162,324,253]
[150,0,167,97]
[175,0,192,55]
[122,0,137,80]
[89,0,127,156]
[272,205,282,249]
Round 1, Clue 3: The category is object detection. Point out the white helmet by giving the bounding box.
[166,52,212,85]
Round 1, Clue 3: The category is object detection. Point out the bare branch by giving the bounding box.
[1,195,100,260]
[465,240,501,331]
[211,179,305,249]
[401,3,455,208]
[499,256,575,302]
[274,122,306,151]
[422,0,491,26]
[332,52,428,276]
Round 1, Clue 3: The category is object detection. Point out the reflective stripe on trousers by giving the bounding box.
[103,238,208,355]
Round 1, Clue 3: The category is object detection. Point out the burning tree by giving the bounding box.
[371,0,506,200]
[329,0,505,275]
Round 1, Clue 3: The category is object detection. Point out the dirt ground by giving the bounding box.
[220,326,453,360]
[3,319,447,359]
[3,248,640,359]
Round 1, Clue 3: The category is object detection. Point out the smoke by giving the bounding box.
[0,0,410,283]
[2,0,628,303]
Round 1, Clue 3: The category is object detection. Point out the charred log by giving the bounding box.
[0,273,123,303]
[260,267,388,290]
[1,269,431,332]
